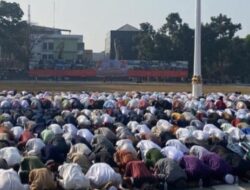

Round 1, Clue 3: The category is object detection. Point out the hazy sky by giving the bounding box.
[8,0,250,52]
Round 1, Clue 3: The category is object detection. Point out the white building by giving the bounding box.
[30,25,84,69]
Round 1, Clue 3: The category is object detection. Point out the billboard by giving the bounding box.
[28,60,189,79]
[96,60,128,77]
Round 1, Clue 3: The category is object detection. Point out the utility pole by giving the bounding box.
[53,0,56,28]
[28,4,31,25]
[192,0,203,98]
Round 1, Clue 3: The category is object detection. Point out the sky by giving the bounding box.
[7,0,250,52]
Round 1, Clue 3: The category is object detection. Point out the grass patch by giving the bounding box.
[0,81,249,94]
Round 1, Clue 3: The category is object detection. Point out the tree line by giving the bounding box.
[0,1,250,83]
[134,13,250,83]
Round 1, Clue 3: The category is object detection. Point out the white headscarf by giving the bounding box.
[58,163,90,190]
[0,147,22,167]
[0,169,26,190]
[161,146,184,162]
[190,145,211,159]
[25,138,45,156]
[77,129,94,144]
[86,163,121,189]
[165,139,189,153]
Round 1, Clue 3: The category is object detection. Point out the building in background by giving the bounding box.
[93,51,106,62]
[82,49,95,69]
[105,24,140,60]
[30,25,84,69]
[84,49,93,62]
[29,24,188,81]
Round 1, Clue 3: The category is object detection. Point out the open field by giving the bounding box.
[0,81,250,94]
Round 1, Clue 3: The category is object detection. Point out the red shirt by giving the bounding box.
[215,100,226,110]
[19,130,34,145]
[124,160,153,179]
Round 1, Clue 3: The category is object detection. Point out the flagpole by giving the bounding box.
[192,0,203,98]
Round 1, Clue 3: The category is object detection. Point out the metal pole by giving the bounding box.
[28,4,31,25]
[53,0,55,28]
[192,0,203,98]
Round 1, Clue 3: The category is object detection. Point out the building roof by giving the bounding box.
[31,25,71,33]
[117,24,139,32]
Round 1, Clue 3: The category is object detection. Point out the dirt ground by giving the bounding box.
[0,81,250,94]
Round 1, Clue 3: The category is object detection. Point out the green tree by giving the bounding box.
[245,35,250,82]
[160,13,183,37]
[174,23,194,76]
[160,13,194,74]
[210,14,241,40]
[135,22,156,60]
[160,13,183,61]
[0,0,29,69]
[133,12,249,83]
[226,37,247,82]
[202,14,241,82]
[234,35,250,82]
[154,32,172,61]
[134,13,194,76]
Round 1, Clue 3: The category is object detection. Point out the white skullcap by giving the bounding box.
[224,174,234,184]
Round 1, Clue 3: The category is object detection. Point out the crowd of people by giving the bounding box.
[0,90,250,190]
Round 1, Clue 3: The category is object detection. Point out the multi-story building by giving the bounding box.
[30,25,84,69]
[105,24,140,60]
